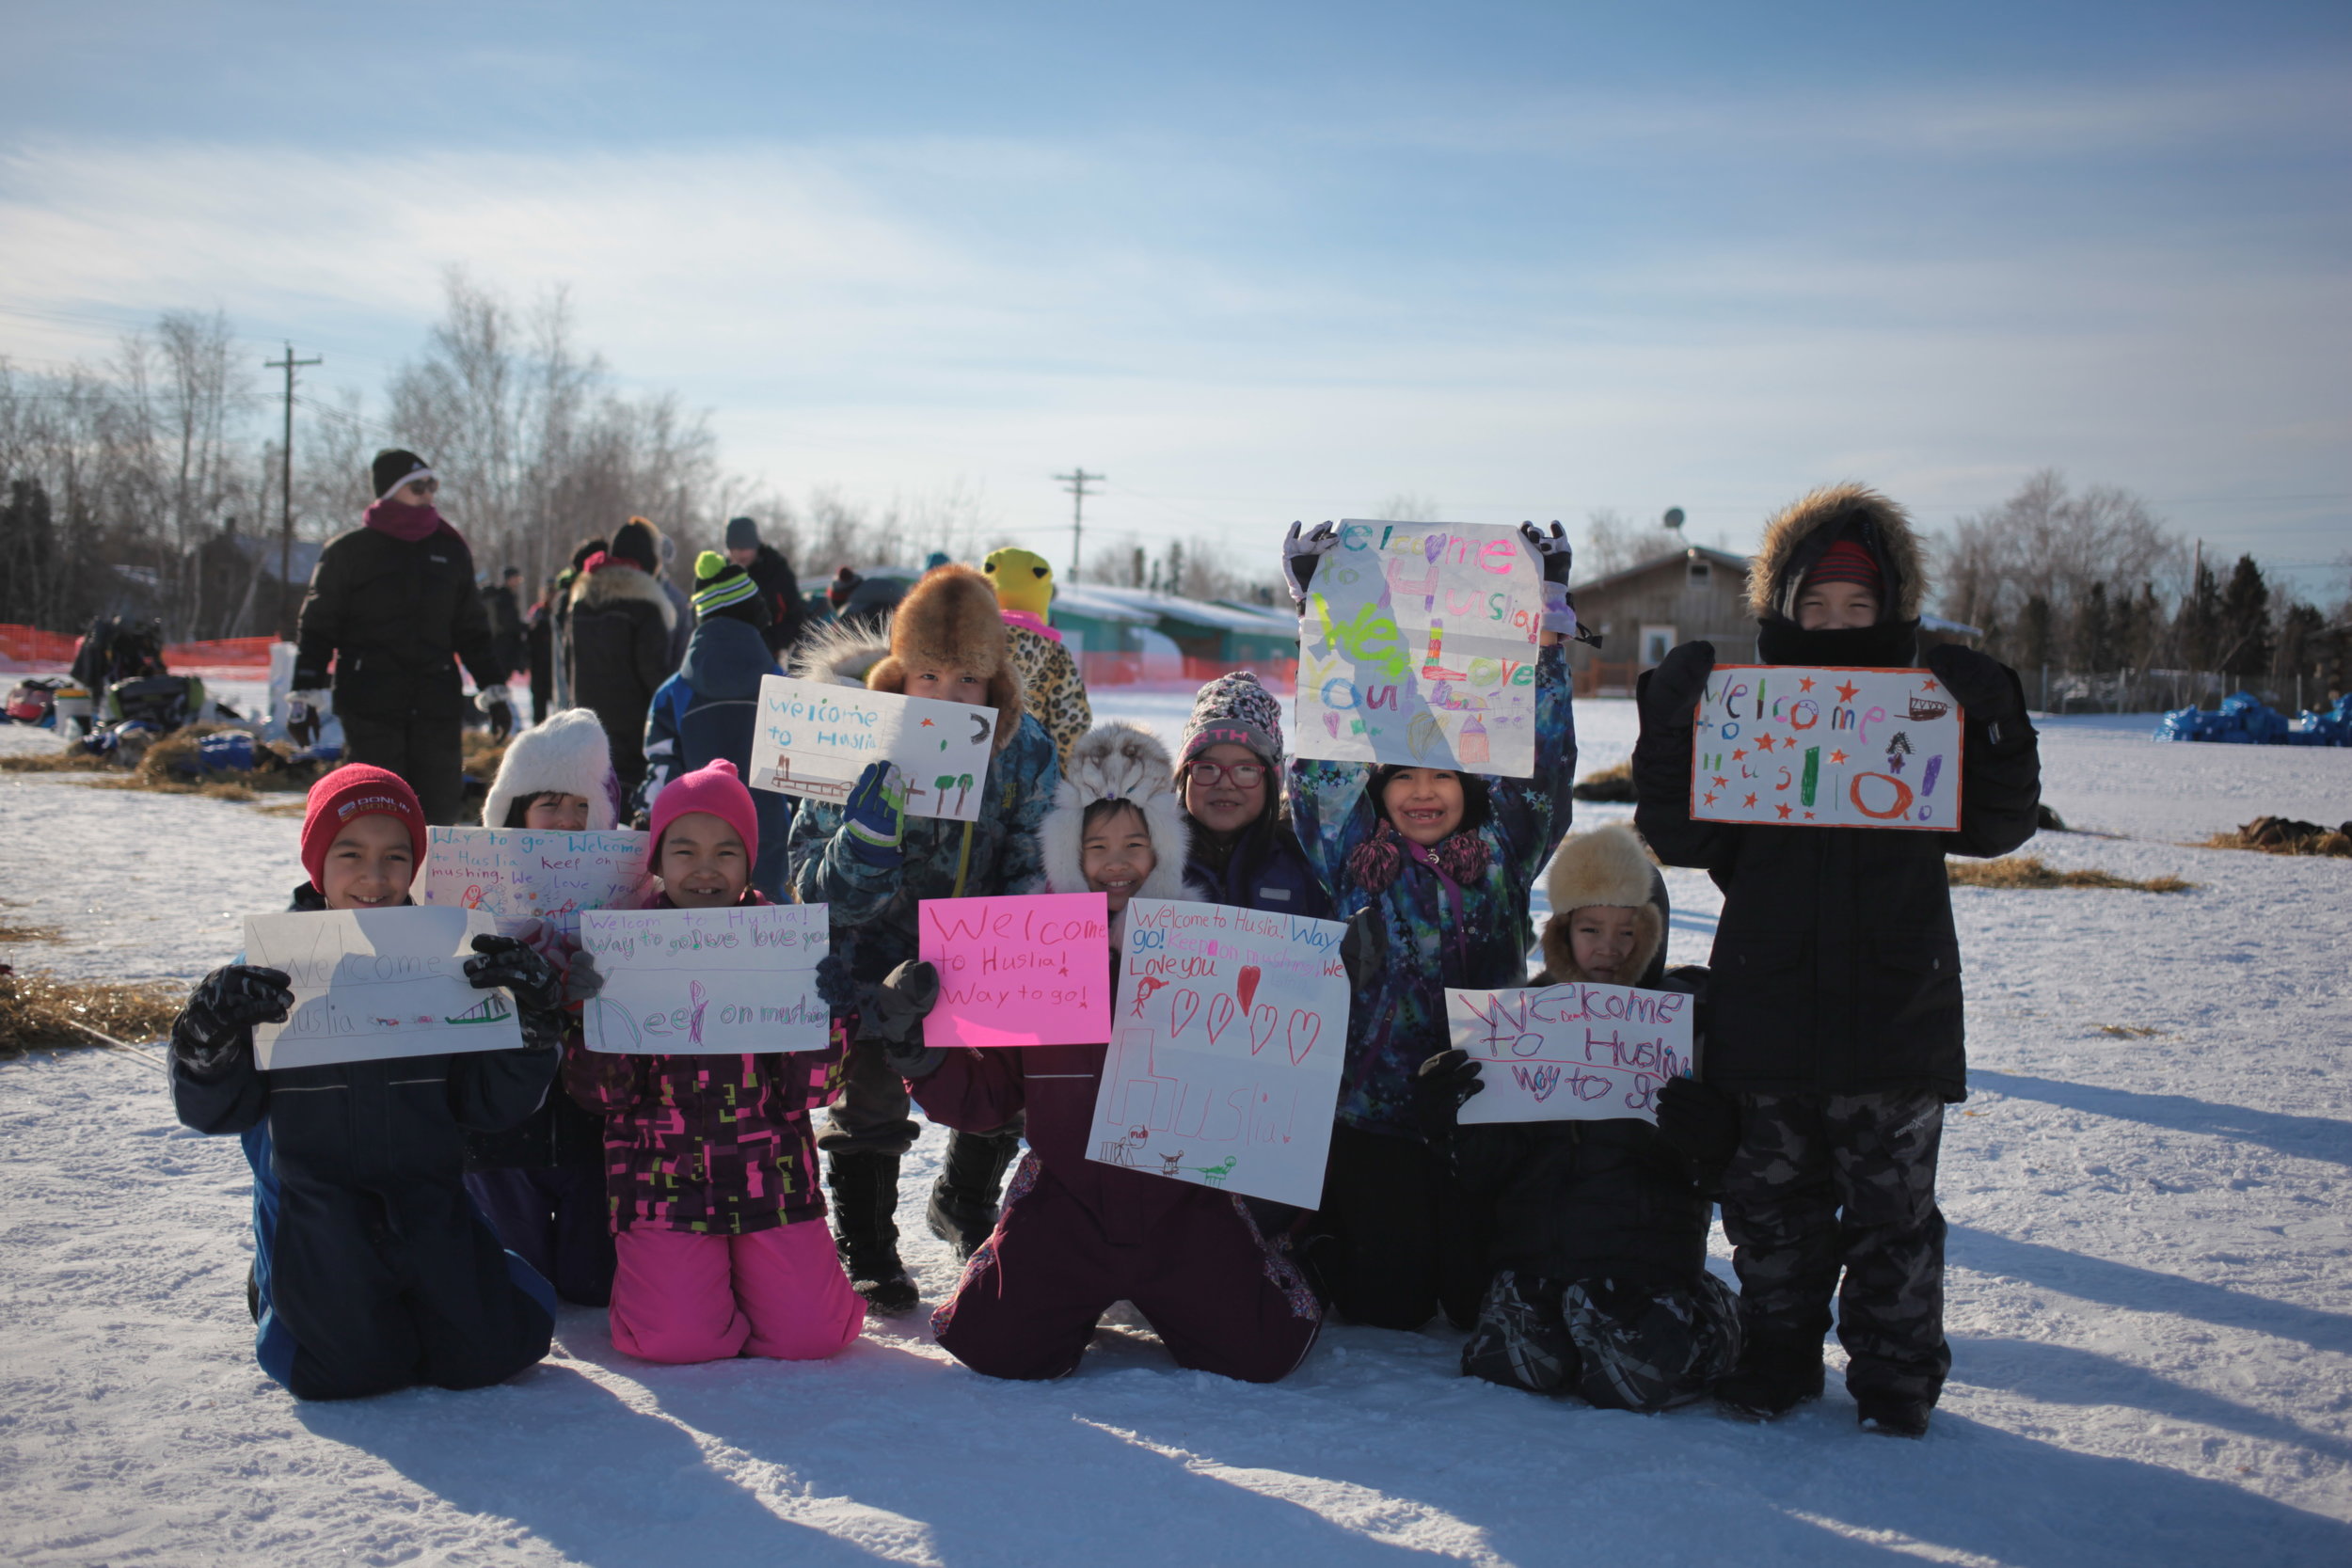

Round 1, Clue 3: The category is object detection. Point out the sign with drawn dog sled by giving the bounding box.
[1689,664,1964,832]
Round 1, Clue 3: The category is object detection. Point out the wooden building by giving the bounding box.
[1567,546,1756,695]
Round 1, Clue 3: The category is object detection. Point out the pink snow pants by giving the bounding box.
[609,1221,865,1364]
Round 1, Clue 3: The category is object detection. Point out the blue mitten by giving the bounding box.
[842,760,910,865]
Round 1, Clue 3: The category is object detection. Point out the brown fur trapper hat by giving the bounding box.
[867,564,1025,750]
[1539,825,1666,985]
[1749,483,1927,624]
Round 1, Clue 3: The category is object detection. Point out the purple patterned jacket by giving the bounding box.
[563,890,845,1235]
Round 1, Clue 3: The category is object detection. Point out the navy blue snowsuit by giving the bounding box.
[169,886,559,1402]
[641,614,789,898]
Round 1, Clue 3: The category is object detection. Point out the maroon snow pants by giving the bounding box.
[931,1158,1322,1385]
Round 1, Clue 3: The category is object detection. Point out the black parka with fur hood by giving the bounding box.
[565,561,677,797]
[1630,485,2041,1101]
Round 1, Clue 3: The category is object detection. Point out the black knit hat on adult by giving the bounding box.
[611,516,660,573]
[371,449,435,502]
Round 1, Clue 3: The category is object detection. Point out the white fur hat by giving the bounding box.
[482,707,620,831]
[1041,721,1193,902]
[1538,824,1666,984]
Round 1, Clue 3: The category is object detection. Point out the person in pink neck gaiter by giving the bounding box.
[288,448,512,824]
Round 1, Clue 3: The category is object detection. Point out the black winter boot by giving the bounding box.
[926,1129,1021,1262]
[1713,1323,1826,1421]
[1856,1393,1932,1438]
[827,1150,919,1316]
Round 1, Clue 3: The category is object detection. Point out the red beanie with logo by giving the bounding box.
[649,758,760,863]
[300,764,427,892]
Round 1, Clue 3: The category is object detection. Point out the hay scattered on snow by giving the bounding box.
[0,967,183,1056]
[1947,856,2193,893]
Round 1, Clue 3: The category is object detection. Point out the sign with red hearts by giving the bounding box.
[1089,897,1352,1208]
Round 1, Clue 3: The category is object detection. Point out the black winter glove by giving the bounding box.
[465,933,564,1014]
[564,949,604,1007]
[869,960,946,1078]
[1923,643,2025,742]
[1653,1074,1740,1175]
[1637,641,1716,734]
[172,964,292,1077]
[1414,1048,1485,1139]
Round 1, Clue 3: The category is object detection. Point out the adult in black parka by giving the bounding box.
[564,516,678,801]
[291,450,509,824]
[1629,483,2041,1434]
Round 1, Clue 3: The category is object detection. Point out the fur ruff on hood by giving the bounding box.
[791,616,894,689]
[483,706,622,830]
[1537,825,1666,986]
[1040,722,1193,904]
[1748,483,1927,625]
[568,557,678,631]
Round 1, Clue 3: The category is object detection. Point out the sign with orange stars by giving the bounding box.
[1687,664,1964,831]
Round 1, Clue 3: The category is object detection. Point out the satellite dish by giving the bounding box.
[1662,507,1686,531]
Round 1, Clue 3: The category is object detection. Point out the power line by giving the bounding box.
[1053,467,1105,582]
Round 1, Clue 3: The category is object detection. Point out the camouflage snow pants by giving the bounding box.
[1719,1089,1949,1407]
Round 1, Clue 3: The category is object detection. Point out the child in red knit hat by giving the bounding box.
[168,764,571,1401]
[564,759,871,1363]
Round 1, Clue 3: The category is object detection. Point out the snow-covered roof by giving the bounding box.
[1067,582,1298,636]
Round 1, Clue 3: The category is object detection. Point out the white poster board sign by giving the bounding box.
[1295,519,1546,777]
[1691,665,1964,832]
[421,826,655,939]
[244,907,521,1070]
[746,674,997,821]
[1446,982,1694,1125]
[579,903,830,1054]
[1088,898,1351,1208]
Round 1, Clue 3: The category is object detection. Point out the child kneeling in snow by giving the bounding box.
[168,765,568,1401]
[459,707,626,1307]
[892,722,1323,1382]
[1423,826,1740,1413]
[563,758,867,1363]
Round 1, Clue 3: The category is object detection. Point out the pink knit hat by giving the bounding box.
[648,758,759,862]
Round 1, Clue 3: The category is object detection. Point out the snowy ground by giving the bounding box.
[3,695,2350,1566]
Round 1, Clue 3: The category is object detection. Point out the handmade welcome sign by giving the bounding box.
[1295,519,1546,778]
[917,893,1112,1048]
[747,674,998,822]
[578,904,830,1054]
[1690,665,1964,832]
[243,907,520,1069]
[1446,981,1694,1125]
[1088,897,1351,1208]
[420,826,655,940]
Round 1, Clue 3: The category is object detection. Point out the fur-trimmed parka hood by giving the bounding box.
[791,616,894,689]
[1537,825,1669,988]
[1749,483,1926,625]
[1040,722,1194,905]
[569,558,678,631]
[483,706,622,830]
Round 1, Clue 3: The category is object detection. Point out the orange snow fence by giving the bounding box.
[0,626,276,675]
[1076,652,1296,692]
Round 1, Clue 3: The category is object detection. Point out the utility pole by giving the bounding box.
[265,342,322,637]
[1053,467,1104,582]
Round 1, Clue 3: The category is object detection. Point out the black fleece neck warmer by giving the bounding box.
[1755,614,1921,669]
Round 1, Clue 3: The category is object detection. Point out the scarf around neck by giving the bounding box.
[362,499,449,544]
[1344,821,1490,895]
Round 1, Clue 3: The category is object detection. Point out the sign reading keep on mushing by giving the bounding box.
[1690,664,1964,832]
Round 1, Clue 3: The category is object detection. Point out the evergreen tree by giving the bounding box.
[2177,561,2222,672]
[2217,555,2272,678]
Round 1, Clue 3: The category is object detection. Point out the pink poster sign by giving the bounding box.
[916,893,1113,1048]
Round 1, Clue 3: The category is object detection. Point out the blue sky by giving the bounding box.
[3,1,2346,600]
